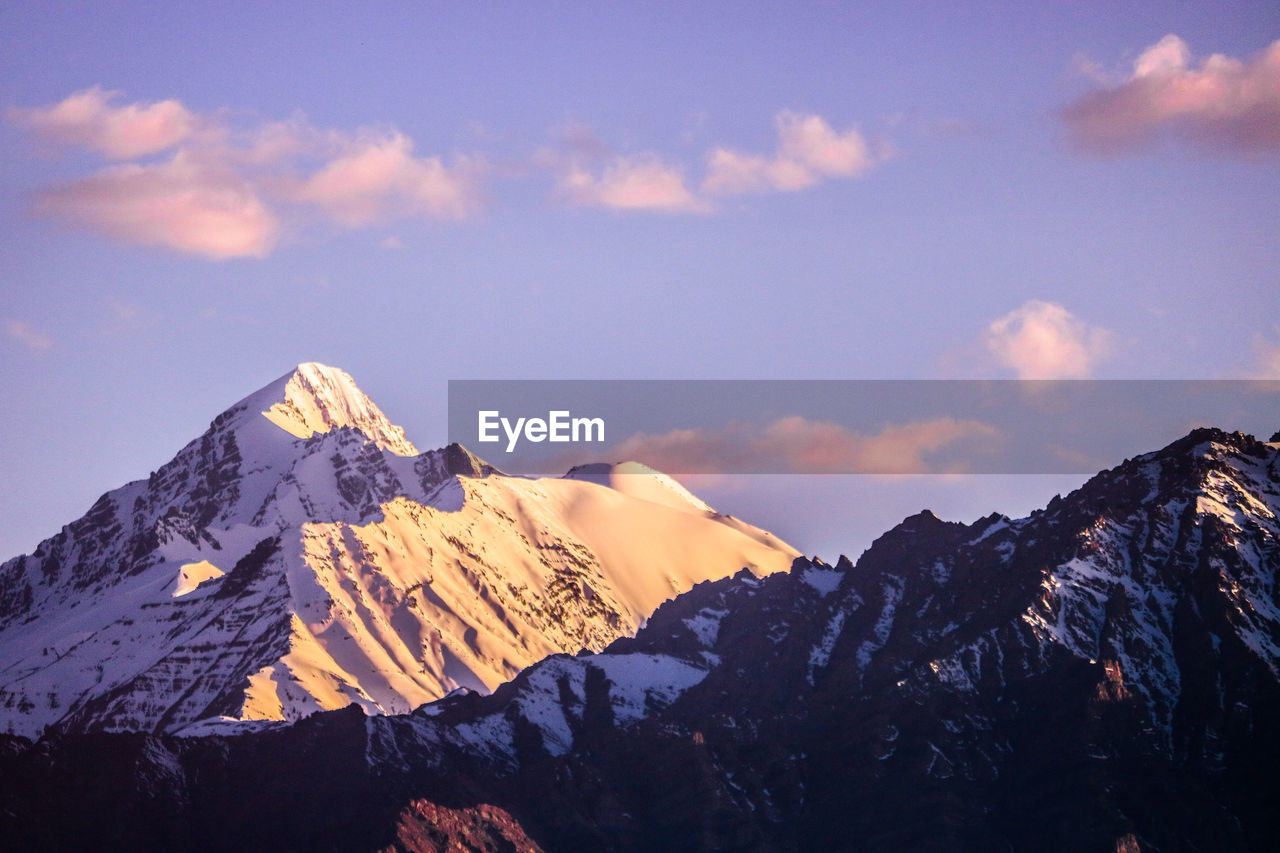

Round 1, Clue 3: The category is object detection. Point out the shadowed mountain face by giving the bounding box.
[0,363,797,738]
[2,427,1277,851]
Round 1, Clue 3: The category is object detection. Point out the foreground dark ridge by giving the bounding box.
[2,427,1278,852]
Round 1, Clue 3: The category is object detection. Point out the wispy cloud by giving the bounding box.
[983,300,1113,379]
[106,298,139,322]
[1061,35,1280,155]
[9,89,483,258]
[608,416,997,474]
[703,111,881,195]
[4,319,52,352]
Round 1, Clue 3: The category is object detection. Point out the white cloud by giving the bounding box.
[1061,36,1280,154]
[983,300,1113,379]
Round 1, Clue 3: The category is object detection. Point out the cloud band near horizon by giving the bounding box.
[603,416,999,475]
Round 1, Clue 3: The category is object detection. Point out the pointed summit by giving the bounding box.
[253,362,418,456]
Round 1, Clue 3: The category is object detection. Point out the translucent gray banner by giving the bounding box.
[447,380,1280,475]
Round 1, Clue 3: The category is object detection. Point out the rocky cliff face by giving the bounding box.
[0,363,797,738]
[2,427,1277,852]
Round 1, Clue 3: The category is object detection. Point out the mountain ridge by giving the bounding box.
[5,424,1276,851]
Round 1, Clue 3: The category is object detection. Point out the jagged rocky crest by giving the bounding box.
[2,426,1277,852]
[0,363,797,738]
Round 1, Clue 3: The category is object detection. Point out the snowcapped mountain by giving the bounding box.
[5,425,1274,852]
[0,363,797,738]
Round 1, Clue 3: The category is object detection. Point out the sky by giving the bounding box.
[1,1,1278,561]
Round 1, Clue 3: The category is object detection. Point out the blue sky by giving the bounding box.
[2,1,1278,559]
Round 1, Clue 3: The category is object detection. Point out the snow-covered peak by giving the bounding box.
[0,363,799,738]
[253,362,418,456]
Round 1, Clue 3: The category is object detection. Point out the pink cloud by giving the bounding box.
[547,110,884,210]
[984,300,1113,379]
[9,89,488,258]
[231,118,322,166]
[295,132,481,225]
[11,90,892,254]
[4,319,52,352]
[34,153,278,259]
[703,111,879,195]
[608,416,997,474]
[558,154,707,213]
[8,86,197,160]
[1061,35,1280,154]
